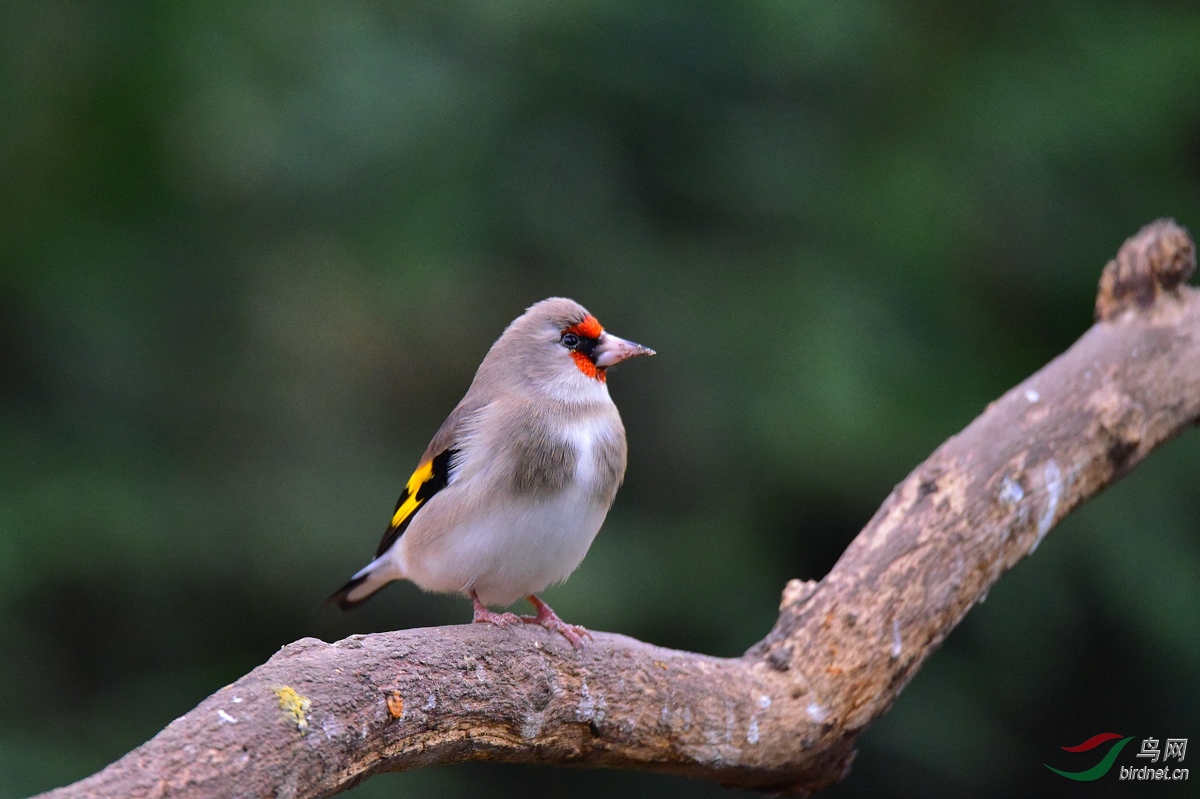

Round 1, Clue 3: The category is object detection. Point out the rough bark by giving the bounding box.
[39,220,1199,798]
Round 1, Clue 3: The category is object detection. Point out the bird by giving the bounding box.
[329,297,654,647]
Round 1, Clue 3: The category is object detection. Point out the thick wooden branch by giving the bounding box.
[40,220,1199,798]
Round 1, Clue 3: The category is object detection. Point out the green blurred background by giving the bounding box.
[3,1,1199,797]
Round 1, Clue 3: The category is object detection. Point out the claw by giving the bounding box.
[470,591,522,629]
[521,595,591,648]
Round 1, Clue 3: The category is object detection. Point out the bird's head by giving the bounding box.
[489,297,654,401]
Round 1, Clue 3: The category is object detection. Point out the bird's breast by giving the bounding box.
[487,398,626,504]
[562,413,626,505]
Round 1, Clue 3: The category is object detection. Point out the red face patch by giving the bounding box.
[565,314,603,340]
[563,314,605,381]
[571,351,606,382]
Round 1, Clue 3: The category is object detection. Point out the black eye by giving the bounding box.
[561,333,580,349]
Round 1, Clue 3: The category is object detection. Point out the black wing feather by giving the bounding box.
[375,447,457,558]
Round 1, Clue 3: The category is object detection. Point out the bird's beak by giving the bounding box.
[594,333,655,367]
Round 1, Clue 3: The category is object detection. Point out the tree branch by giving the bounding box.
[40,220,1199,798]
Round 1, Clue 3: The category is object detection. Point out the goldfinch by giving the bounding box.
[329,297,653,646]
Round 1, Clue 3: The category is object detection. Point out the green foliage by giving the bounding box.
[2,1,1198,796]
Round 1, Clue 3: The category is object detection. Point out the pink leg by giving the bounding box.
[520,595,591,648]
[470,590,522,629]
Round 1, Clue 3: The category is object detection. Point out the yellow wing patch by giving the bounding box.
[376,447,456,558]
[391,459,434,528]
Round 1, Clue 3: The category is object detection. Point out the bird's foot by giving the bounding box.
[470,591,522,629]
[521,595,591,648]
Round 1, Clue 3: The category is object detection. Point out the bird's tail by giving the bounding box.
[327,556,402,610]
